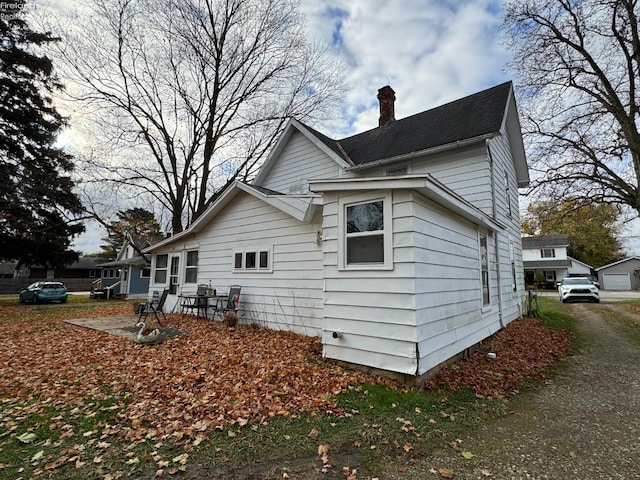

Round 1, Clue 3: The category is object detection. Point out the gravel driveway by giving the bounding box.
[388,302,640,479]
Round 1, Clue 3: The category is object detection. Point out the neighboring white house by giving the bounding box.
[522,234,594,287]
[144,82,530,382]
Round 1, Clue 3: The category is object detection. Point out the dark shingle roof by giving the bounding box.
[303,82,512,166]
[522,235,569,249]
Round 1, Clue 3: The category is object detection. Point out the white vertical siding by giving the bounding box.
[259,131,342,193]
[148,191,324,336]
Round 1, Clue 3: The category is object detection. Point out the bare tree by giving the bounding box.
[51,0,346,233]
[503,0,640,215]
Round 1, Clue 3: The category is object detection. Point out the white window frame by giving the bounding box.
[479,231,491,307]
[184,250,199,284]
[153,254,168,284]
[541,248,556,258]
[338,192,393,270]
[233,248,273,273]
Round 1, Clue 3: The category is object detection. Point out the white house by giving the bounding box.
[144,82,529,382]
[522,234,593,287]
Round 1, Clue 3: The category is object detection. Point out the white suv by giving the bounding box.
[558,277,600,303]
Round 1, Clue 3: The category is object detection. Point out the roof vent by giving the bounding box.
[377,86,396,127]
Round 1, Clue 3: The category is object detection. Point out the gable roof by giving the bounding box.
[522,234,569,249]
[145,182,321,253]
[336,82,512,166]
[595,256,640,271]
[254,81,528,188]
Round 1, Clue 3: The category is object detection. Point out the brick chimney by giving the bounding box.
[377,86,396,127]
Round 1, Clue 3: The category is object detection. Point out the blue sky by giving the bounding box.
[300,0,510,138]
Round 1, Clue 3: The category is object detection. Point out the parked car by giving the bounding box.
[557,277,599,303]
[19,281,68,304]
[568,273,600,289]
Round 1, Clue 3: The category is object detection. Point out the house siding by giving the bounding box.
[149,191,324,335]
[412,193,503,376]
[321,189,419,375]
[259,131,342,193]
[346,145,494,215]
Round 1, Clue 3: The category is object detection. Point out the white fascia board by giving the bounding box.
[237,182,320,223]
[503,87,530,188]
[309,174,505,232]
[595,256,640,271]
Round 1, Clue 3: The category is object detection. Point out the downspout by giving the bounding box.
[487,140,505,329]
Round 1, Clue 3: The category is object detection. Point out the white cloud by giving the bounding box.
[300,0,510,137]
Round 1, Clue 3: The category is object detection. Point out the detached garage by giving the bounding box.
[596,257,640,291]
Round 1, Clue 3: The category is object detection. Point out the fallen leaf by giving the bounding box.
[31,450,44,462]
[308,428,320,439]
[481,468,491,477]
[16,432,37,443]
[439,467,455,478]
[403,443,413,452]
[461,451,474,459]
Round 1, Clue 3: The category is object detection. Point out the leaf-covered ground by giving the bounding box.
[426,316,573,398]
[0,299,574,478]
[0,302,393,447]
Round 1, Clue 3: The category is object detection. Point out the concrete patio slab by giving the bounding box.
[64,315,185,342]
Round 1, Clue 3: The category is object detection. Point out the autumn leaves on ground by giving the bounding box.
[0,296,572,479]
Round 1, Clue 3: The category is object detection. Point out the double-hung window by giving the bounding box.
[185,250,198,283]
[154,254,168,284]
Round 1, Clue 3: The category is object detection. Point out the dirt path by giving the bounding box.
[389,303,640,479]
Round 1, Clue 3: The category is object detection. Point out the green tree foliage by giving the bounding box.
[522,201,625,268]
[503,1,640,215]
[0,1,84,269]
[99,208,162,260]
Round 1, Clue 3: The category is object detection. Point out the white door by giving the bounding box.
[603,273,631,290]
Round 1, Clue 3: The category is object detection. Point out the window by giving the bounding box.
[154,254,168,283]
[510,241,517,292]
[504,170,512,217]
[234,249,271,272]
[346,200,384,265]
[140,268,150,278]
[185,250,198,283]
[479,233,490,306]
[541,248,556,258]
[245,252,257,269]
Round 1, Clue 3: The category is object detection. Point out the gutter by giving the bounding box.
[345,132,498,173]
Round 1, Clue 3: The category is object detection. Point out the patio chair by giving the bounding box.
[217,285,241,319]
[180,284,209,319]
[138,287,169,326]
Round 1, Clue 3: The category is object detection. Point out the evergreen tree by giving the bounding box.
[0,1,84,269]
[99,208,162,260]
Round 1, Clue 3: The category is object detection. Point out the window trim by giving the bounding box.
[184,250,199,284]
[339,193,393,271]
[479,231,491,307]
[233,248,273,273]
[154,254,169,285]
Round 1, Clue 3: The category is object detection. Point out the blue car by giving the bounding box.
[19,281,68,304]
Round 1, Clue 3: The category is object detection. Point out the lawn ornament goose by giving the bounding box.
[135,321,163,344]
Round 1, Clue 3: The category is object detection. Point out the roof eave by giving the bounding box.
[344,132,498,173]
[309,174,505,232]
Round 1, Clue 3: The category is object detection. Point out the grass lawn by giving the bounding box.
[0,295,575,479]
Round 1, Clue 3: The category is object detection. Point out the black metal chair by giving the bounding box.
[138,287,169,326]
[180,284,210,319]
[217,285,241,318]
